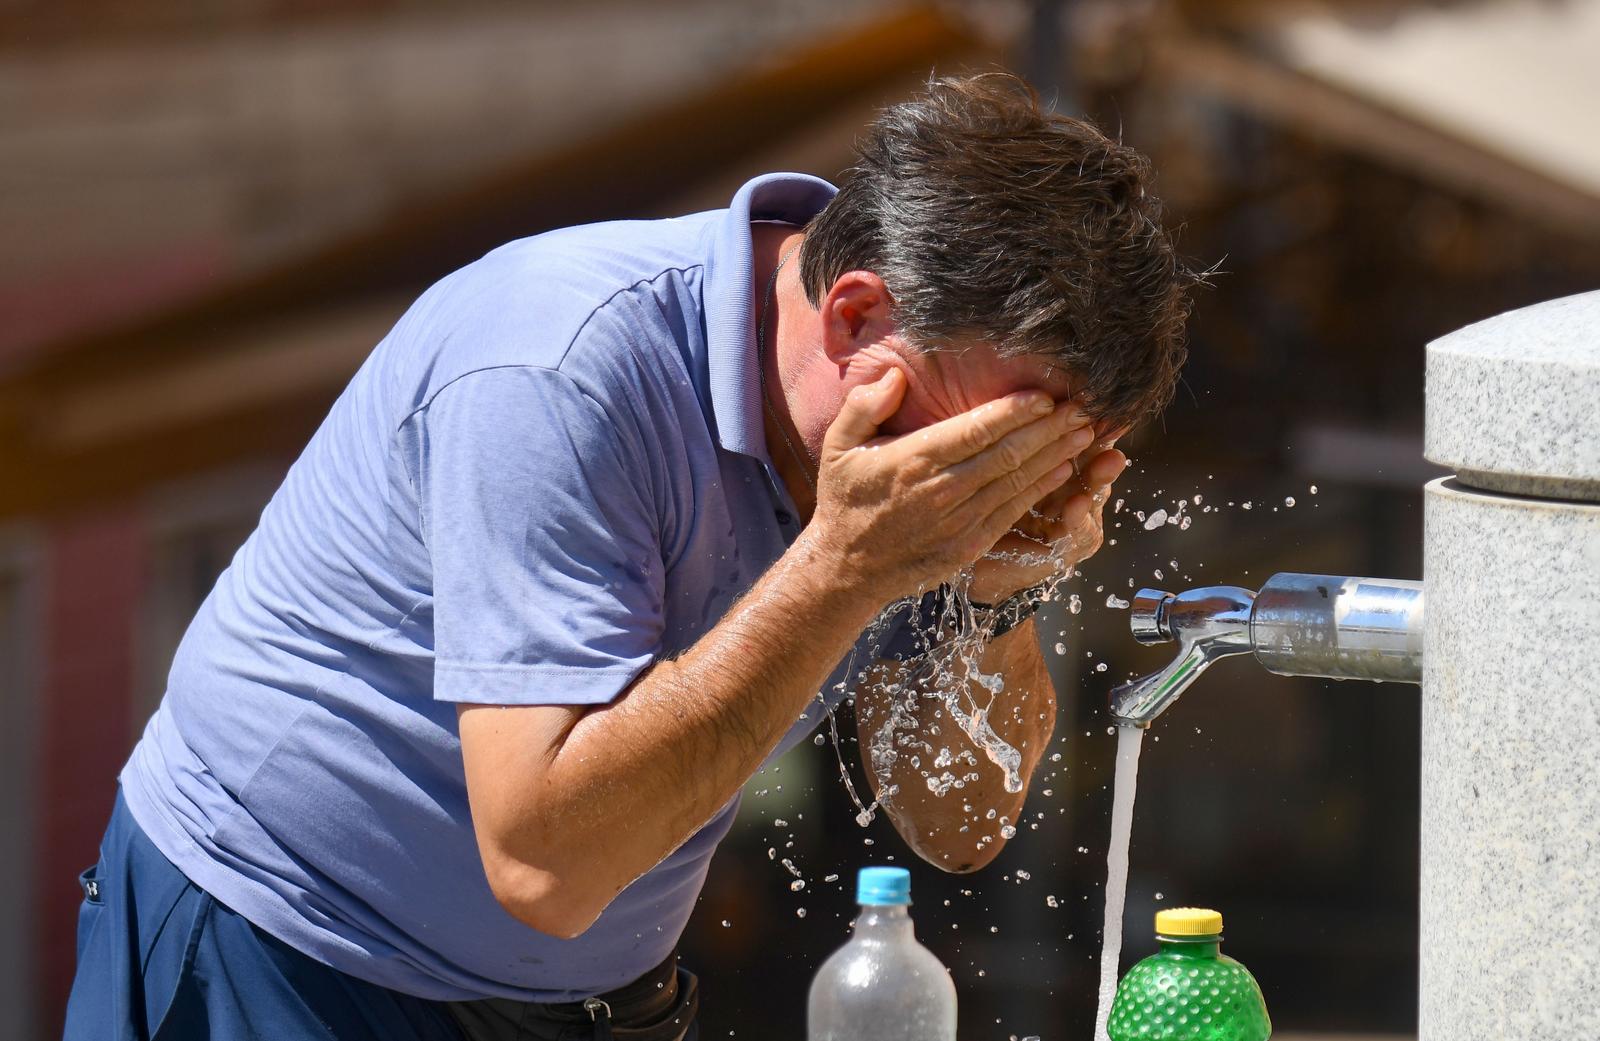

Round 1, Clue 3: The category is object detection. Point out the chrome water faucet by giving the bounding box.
[1108,573,1424,727]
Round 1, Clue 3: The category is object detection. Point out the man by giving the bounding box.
[66,74,1192,1040]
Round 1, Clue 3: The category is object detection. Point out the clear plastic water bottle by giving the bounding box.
[806,866,957,1041]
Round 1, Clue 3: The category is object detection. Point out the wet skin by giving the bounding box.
[880,340,1130,602]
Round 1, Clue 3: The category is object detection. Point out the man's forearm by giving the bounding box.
[857,616,1057,872]
[484,531,884,934]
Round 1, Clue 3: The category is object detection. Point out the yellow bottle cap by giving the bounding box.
[1155,907,1223,937]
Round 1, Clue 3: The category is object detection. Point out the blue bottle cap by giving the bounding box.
[856,866,912,906]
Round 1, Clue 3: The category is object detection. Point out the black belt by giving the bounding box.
[447,953,697,1041]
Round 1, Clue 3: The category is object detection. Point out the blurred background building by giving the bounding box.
[3,1,1598,1038]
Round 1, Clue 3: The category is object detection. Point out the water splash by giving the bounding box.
[948,699,1024,793]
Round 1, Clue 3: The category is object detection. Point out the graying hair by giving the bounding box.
[799,72,1198,427]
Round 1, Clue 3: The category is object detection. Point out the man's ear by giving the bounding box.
[818,271,897,366]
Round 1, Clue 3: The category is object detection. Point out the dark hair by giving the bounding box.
[800,72,1199,428]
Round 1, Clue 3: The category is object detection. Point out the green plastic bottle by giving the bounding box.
[1107,908,1271,1041]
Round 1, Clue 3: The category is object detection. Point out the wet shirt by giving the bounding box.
[120,173,887,1002]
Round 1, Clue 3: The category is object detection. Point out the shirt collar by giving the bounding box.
[703,172,837,459]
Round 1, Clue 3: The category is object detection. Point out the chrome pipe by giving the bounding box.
[1108,573,1424,727]
[1251,574,1424,683]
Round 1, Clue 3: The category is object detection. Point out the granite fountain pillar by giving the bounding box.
[1420,289,1600,1039]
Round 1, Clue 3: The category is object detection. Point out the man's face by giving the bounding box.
[799,269,1113,446]
[877,339,1081,437]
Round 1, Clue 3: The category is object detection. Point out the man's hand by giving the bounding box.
[808,369,1096,602]
[966,424,1129,604]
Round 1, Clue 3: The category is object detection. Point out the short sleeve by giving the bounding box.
[404,366,666,705]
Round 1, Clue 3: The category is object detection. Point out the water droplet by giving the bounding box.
[1047,895,1060,908]
[790,879,805,892]
[813,733,826,745]
[1054,642,1067,655]
[1309,484,1319,495]
[1068,593,1083,614]
[1106,594,1130,610]
[1000,824,1017,839]
[721,919,732,928]
[1095,662,1108,673]
[1142,509,1167,530]
[795,908,807,918]
[1284,496,1296,507]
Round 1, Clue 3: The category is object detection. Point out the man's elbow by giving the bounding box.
[886,811,1005,875]
[481,851,610,941]
[916,838,1002,875]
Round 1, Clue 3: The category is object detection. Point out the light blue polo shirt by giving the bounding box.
[120,173,899,1002]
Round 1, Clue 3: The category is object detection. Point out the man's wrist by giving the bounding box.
[779,529,894,634]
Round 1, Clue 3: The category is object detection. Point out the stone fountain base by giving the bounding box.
[1420,289,1600,1040]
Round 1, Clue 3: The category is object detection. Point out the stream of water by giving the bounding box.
[1092,724,1145,1041]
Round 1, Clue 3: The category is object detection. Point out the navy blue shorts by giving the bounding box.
[64,792,700,1041]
